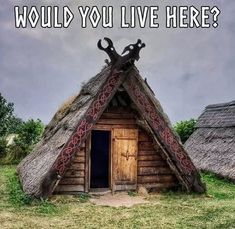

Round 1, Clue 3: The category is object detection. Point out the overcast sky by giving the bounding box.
[0,0,234,124]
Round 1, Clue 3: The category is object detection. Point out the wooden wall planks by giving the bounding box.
[55,106,179,194]
[137,130,178,190]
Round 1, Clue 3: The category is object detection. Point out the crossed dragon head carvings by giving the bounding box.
[97,37,146,70]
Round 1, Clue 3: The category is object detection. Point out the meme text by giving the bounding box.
[14,5,221,29]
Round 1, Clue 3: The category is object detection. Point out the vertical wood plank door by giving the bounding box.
[112,129,138,191]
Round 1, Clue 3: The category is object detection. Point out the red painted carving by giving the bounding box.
[124,77,196,175]
[52,71,123,176]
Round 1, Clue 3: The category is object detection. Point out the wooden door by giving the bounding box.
[112,129,138,191]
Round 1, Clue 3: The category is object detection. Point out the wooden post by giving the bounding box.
[85,134,91,193]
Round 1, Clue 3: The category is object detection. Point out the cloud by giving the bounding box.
[0,0,235,124]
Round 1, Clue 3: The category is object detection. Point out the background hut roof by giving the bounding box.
[196,100,235,128]
[185,101,235,182]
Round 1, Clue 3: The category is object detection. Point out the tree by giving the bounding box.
[0,93,23,137]
[0,94,45,163]
[16,119,44,147]
[173,119,197,144]
[0,93,14,137]
[5,119,44,163]
[8,116,23,134]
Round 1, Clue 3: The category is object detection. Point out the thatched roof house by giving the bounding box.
[17,38,205,198]
[185,101,235,182]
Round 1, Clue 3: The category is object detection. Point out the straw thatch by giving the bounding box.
[185,101,235,182]
[17,66,111,197]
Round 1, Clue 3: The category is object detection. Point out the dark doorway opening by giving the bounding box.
[90,130,110,189]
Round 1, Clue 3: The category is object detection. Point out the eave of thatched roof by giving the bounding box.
[17,66,111,197]
[185,101,235,182]
[185,128,235,182]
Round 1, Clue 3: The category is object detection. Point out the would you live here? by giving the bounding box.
[14,5,220,29]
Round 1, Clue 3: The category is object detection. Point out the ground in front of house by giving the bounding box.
[0,165,235,229]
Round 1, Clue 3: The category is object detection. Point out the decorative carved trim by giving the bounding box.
[123,75,198,183]
[98,37,145,70]
[43,70,126,197]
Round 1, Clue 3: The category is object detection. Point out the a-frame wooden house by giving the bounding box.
[17,38,206,198]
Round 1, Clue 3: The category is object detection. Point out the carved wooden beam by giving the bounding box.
[98,37,145,70]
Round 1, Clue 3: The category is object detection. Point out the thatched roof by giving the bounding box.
[185,101,235,182]
[17,39,205,198]
[17,66,111,198]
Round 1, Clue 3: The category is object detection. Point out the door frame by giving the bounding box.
[86,127,138,192]
[87,129,112,191]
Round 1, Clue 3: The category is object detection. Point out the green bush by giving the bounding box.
[0,137,8,158]
[2,144,31,164]
[1,119,44,164]
[6,172,33,207]
[0,94,44,164]
[16,119,44,147]
[173,119,197,143]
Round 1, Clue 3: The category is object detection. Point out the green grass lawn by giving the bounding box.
[0,165,234,229]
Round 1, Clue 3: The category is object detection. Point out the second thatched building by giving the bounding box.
[185,101,235,182]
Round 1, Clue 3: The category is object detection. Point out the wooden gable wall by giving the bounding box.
[54,92,179,194]
[54,143,86,193]
[138,130,178,190]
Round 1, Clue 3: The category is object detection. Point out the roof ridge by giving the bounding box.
[205,100,235,109]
